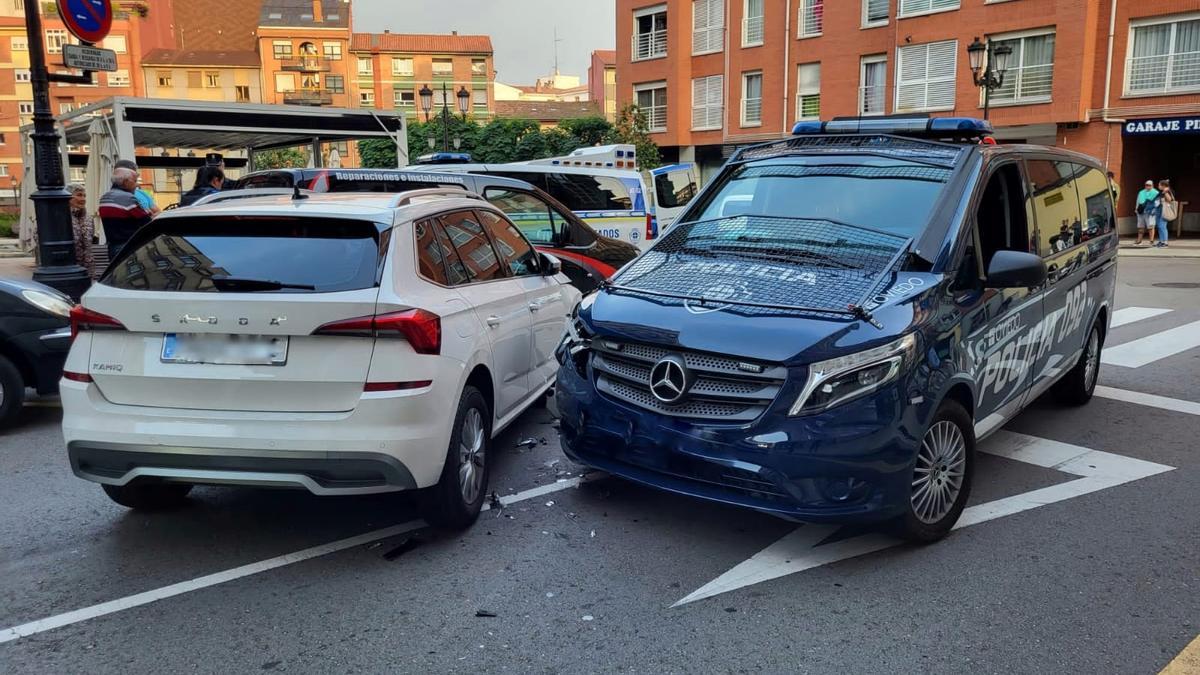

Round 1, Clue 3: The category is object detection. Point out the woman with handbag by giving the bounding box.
[1157,179,1177,249]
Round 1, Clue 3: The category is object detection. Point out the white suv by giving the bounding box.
[62,190,581,528]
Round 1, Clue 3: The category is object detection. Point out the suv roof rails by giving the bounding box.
[189,187,312,207]
[388,188,482,208]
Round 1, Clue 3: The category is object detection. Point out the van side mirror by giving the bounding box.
[985,250,1047,288]
[539,252,562,276]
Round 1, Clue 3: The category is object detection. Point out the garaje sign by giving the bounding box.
[56,0,113,44]
[1122,116,1200,136]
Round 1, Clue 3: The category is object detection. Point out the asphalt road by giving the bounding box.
[1,257,1197,673]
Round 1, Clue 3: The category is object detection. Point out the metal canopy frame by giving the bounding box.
[24,96,409,170]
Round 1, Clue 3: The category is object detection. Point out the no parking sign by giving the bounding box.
[56,0,113,44]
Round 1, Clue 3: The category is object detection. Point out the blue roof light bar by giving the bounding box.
[791,117,994,137]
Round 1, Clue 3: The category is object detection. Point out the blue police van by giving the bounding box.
[554,117,1118,542]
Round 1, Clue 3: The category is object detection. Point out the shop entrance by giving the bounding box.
[1120,131,1200,237]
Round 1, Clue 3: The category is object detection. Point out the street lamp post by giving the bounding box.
[967,37,1013,122]
[418,83,472,153]
[23,3,92,299]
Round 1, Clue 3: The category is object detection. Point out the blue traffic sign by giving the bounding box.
[56,0,112,44]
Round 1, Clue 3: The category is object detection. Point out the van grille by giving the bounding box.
[591,340,786,422]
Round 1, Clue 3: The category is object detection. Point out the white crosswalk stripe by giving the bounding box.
[1110,306,1172,328]
[1101,319,1200,368]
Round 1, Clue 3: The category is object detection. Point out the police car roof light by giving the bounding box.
[792,116,994,138]
[415,152,473,165]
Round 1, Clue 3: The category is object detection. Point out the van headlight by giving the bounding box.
[20,288,73,318]
[789,334,918,415]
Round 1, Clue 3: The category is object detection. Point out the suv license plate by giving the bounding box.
[161,334,289,366]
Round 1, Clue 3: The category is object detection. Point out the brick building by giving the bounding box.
[349,31,494,119]
[588,49,618,121]
[616,0,1200,228]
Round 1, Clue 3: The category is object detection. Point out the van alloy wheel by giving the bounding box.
[458,407,486,505]
[911,421,967,525]
[1083,328,1100,393]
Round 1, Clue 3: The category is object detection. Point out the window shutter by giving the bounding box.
[926,40,957,108]
[896,44,926,110]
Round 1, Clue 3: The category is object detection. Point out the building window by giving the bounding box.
[45,28,68,54]
[11,36,27,51]
[898,0,958,18]
[107,69,130,87]
[990,32,1055,104]
[1126,16,1200,95]
[157,71,172,87]
[691,74,723,130]
[796,63,820,120]
[0,165,8,177]
[326,75,345,93]
[0,133,5,145]
[633,5,668,61]
[204,71,221,88]
[103,35,127,53]
[274,73,296,93]
[392,57,414,76]
[741,71,763,126]
[472,88,488,108]
[634,82,668,132]
[272,41,292,60]
[235,85,251,102]
[471,58,487,75]
[18,102,33,115]
[15,69,30,82]
[70,167,87,182]
[323,42,342,60]
[58,101,74,114]
[359,90,375,107]
[357,57,373,76]
[432,58,453,75]
[798,0,823,38]
[693,0,723,55]
[863,0,888,26]
[743,0,764,46]
[860,54,887,115]
[896,40,957,111]
[395,89,414,107]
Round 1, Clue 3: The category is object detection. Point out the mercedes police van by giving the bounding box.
[555,117,1118,542]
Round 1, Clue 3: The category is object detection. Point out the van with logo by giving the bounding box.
[555,117,1118,542]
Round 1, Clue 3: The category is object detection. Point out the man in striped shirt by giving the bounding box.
[97,167,152,260]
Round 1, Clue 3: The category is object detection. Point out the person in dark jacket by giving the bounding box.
[178,166,225,207]
[97,167,152,260]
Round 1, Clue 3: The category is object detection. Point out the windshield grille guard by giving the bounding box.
[731,134,965,169]
[604,216,913,322]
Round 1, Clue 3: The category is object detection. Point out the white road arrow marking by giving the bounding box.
[674,431,1173,607]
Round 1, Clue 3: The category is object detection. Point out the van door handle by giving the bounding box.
[1045,264,1059,283]
[528,302,541,313]
[486,316,501,328]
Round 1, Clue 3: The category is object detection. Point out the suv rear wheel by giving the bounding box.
[1053,322,1103,406]
[102,482,193,511]
[892,400,975,543]
[419,385,490,530]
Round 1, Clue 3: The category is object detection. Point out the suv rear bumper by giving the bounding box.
[68,442,416,495]
[60,378,456,494]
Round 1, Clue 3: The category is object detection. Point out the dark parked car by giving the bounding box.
[0,279,73,424]
[231,168,640,293]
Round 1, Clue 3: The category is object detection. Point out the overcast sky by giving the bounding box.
[355,0,616,84]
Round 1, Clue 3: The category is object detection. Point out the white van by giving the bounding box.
[413,145,697,250]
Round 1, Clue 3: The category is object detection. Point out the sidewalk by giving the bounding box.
[0,256,34,281]
[1118,237,1200,258]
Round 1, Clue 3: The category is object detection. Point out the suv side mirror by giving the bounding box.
[539,252,562,276]
[985,250,1047,288]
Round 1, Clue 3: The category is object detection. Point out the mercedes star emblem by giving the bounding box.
[649,356,690,404]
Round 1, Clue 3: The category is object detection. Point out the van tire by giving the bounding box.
[0,354,25,427]
[419,385,490,530]
[102,482,193,511]
[1053,322,1102,406]
[891,400,975,543]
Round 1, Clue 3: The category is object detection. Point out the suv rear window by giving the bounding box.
[103,217,383,293]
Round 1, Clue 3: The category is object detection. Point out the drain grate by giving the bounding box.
[1152,282,1200,289]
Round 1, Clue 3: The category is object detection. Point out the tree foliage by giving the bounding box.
[356,113,662,170]
[253,148,308,170]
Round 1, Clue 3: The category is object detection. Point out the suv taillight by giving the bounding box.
[313,309,441,355]
[645,213,657,241]
[69,305,126,342]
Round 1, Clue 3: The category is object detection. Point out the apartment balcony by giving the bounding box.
[632,30,667,61]
[283,89,334,106]
[279,57,333,73]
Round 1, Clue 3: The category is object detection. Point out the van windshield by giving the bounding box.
[103,217,383,293]
[692,157,950,239]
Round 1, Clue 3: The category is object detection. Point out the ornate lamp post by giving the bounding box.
[967,37,1014,121]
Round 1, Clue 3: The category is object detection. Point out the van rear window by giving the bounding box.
[102,217,383,293]
[494,171,636,212]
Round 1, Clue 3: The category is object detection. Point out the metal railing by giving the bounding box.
[643,104,667,131]
[1127,52,1200,94]
[859,84,886,115]
[282,89,334,106]
[798,0,823,36]
[279,57,333,73]
[743,16,764,46]
[632,29,668,61]
[741,98,762,125]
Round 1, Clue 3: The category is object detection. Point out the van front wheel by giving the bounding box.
[891,400,975,543]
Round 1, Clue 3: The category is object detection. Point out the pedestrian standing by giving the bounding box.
[178,166,225,207]
[113,159,161,216]
[1156,179,1176,249]
[67,183,95,274]
[98,167,152,260]
[1134,180,1158,247]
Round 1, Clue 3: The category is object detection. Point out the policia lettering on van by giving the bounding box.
[555,117,1118,543]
